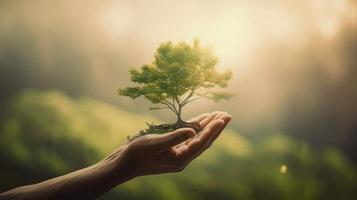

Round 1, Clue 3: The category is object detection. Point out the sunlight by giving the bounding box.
[280,164,288,174]
[194,13,255,72]
[100,3,132,38]
[312,0,348,40]
[204,20,252,71]
[1,1,357,199]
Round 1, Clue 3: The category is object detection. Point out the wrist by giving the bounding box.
[106,148,137,186]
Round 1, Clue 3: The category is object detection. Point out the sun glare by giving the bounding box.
[97,0,350,74]
[100,3,132,38]
[193,13,255,72]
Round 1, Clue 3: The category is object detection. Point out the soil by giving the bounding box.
[127,121,201,142]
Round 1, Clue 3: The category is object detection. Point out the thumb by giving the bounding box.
[154,128,196,151]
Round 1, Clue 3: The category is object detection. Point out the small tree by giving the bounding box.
[119,39,232,138]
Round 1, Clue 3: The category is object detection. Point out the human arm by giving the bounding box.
[0,111,231,200]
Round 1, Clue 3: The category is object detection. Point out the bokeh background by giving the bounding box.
[1,0,357,199]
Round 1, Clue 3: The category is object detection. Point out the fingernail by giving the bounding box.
[216,119,225,127]
[221,113,232,120]
[225,114,232,121]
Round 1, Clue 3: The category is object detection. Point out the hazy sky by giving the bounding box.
[1,0,357,137]
[0,0,357,69]
[2,0,355,72]
[96,0,355,71]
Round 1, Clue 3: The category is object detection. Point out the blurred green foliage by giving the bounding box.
[0,90,356,200]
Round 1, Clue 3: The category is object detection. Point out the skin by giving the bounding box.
[0,111,231,200]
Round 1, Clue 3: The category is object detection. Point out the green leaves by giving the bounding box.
[118,87,142,99]
[118,39,233,114]
[129,65,164,84]
[206,91,235,102]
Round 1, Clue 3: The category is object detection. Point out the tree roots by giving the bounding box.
[127,121,202,142]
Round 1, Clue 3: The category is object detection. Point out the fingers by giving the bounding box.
[177,113,231,161]
[208,113,231,144]
[198,119,225,146]
[196,112,229,135]
[199,111,222,128]
[180,111,229,145]
[186,111,226,130]
[186,112,210,123]
[153,112,232,174]
[154,128,196,151]
[176,119,225,160]
[195,113,231,154]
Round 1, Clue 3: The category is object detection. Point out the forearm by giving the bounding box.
[0,151,134,200]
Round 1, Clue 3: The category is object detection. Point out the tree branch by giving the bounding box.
[172,97,177,112]
[175,96,181,109]
[153,92,176,109]
[182,96,203,107]
[181,87,196,105]
[160,102,177,114]
[149,106,170,110]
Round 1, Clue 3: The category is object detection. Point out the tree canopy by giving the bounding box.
[118,39,233,122]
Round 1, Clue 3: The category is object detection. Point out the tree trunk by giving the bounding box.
[175,109,184,128]
[174,103,201,131]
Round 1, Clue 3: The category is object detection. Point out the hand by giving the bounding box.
[107,111,232,178]
[0,111,231,200]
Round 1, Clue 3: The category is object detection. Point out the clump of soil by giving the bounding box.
[127,121,201,142]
